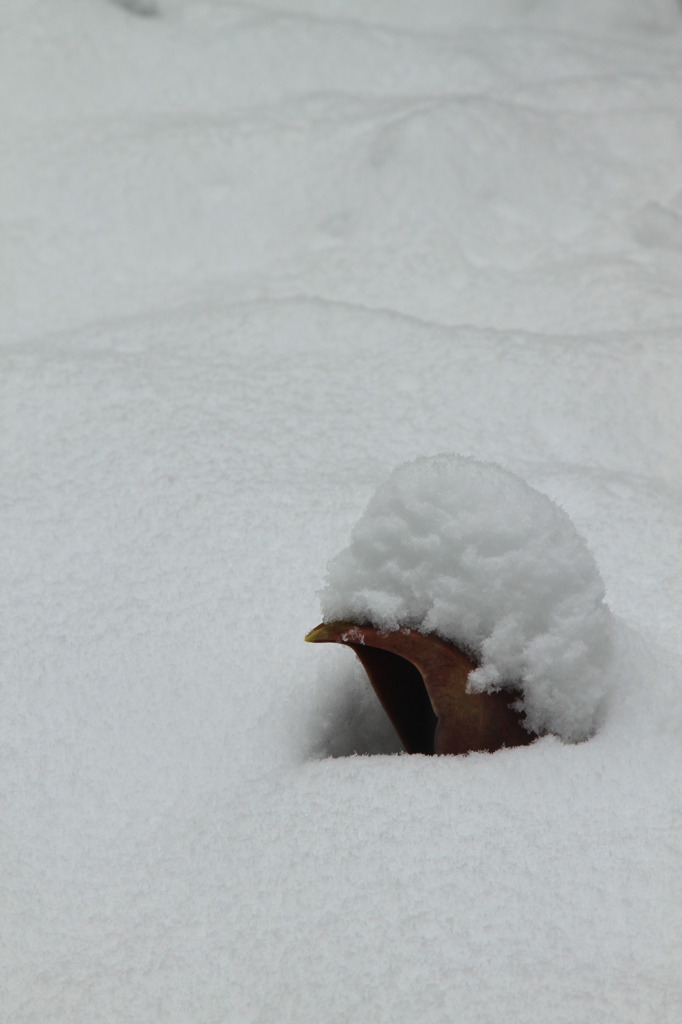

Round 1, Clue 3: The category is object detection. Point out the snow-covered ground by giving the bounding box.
[2,1,682,1020]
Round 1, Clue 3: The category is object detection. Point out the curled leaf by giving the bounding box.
[306,621,535,756]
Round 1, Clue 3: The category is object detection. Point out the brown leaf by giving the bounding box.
[306,622,535,755]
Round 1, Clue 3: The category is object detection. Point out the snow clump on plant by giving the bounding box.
[321,454,614,743]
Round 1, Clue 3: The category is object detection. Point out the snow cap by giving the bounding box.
[321,454,613,742]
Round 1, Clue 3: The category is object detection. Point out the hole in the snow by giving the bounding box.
[305,658,404,759]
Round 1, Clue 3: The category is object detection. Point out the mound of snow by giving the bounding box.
[321,454,614,742]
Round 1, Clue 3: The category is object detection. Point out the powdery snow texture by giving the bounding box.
[3,1,682,1023]
[322,454,613,741]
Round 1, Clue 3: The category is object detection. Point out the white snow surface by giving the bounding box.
[322,453,614,741]
[2,1,682,1022]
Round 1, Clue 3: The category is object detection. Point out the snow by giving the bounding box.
[321,453,614,741]
[2,1,682,1021]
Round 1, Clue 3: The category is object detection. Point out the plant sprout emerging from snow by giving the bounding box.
[321,454,614,743]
